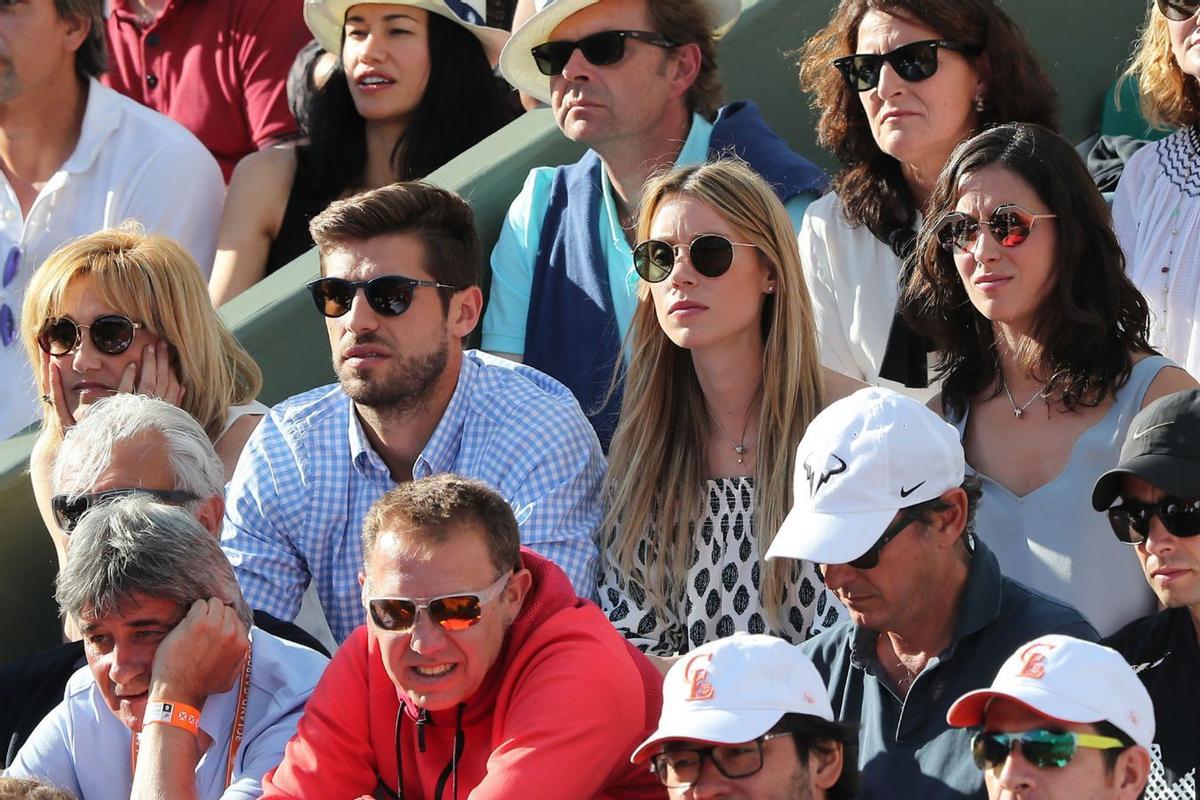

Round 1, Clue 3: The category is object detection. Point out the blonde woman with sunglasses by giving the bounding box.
[21,224,265,571]
[599,160,862,666]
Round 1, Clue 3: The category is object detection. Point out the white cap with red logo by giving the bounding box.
[630,633,834,764]
[947,634,1155,749]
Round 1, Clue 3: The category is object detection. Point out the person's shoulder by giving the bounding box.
[799,622,855,665]
[229,145,299,188]
[804,191,845,222]
[247,627,330,697]
[268,383,350,433]
[1102,607,1183,661]
[995,575,1097,639]
[101,84,207,150]
[465,351,591,426]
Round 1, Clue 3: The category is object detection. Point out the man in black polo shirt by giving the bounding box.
[1092,388,1200,799]
[767,388,1097,799]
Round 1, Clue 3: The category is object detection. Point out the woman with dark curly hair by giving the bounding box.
[797,0,1057,394]
[904,123,1197,635]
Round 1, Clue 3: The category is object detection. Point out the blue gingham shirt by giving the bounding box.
[221,350,605,643]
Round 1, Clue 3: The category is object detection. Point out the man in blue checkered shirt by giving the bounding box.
[220,182,606,644]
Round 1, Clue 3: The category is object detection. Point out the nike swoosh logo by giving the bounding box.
[1132,421,1173,440]
[900,481,926,498]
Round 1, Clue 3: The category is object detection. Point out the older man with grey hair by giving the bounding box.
[4,498,327,799]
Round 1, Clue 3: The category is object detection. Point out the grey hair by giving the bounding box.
[53,394,224,505]
[55,496,252,628]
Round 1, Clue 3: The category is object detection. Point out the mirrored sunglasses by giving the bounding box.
[934,204,1058,253]
[1157,0,1200,21]
[531,29,677,76]
[632,234,758,283]
[833,39,981,92]
[365,571,512,633]
[306,275,462,318]
[51,488,199,533]
[971,729,1126,771]
[37,315,143,357]
[1106,497,1200,544]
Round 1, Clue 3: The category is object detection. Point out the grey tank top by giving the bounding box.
[949,356,1172,636]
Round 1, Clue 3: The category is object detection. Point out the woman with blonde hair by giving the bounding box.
[1113,0,1200,378]
[599,159,859,662]
[23,223,265,567]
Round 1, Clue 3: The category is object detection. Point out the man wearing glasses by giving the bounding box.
[262,474,663,799]
[483,0,826,447]
[631,633,858,800]
[766,388,1096,799]
[1092,389,1200,798]
[947,635,1153,800]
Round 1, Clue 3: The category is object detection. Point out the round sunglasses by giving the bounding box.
[1157,0,1200,21]
[531,29,677,76]
[307,275,462,318]
[37,314,143,357]
[934,204,1058,253]
[51,488,199,533]
[971,729,1126,771]
[632,234,759,283]
[1106,496,1200,544]
[365,571,512,634]
[833,39,981,92]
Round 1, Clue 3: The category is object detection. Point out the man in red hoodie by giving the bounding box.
[263,473,665,799]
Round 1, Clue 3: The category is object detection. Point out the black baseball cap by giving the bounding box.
[1092,389,1200,510]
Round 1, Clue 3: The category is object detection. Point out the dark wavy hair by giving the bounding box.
[798,0,1059,248]
[769,713,859,800]
[903,123,1153,419]
[300,12,515,197]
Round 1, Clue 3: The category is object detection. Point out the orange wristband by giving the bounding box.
[143,701,201,735]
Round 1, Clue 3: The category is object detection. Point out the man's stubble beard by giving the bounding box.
[337,334,450,418]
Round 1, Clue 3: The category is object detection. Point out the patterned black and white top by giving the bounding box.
[599,477,845,656]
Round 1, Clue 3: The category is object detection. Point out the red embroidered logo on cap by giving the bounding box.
[683,654,715,701]
[1017,642,1057,679]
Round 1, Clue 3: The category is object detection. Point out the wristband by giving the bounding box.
[143,701,201,735]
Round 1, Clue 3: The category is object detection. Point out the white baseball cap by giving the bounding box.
[766,387,965,566]
[500,0,742,104]
[630,633,835,764]
[304,0,511,65]
[947,635,1155,750]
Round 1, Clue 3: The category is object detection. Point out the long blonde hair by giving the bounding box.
[21,223,262,442]
[1123,3,1200,129]
[602,159,825,625]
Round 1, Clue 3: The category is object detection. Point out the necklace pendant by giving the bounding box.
[1014,408,1023,419]
[734,445,746,455]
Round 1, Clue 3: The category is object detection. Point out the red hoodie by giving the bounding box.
[262,549,666,799]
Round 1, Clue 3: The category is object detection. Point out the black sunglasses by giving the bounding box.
[1106,497,1200,544]
[531,29,678,76]
[307,275,462,318]
[934,205,1058,254]
[971,729,1126,771]
[650,733,797,788]
[51,488,199,533]
[1157,0,1200,21]
[850,512,917,570]
[37,314,143,357]
[365,572,511,634]
[833,39,982,92]
[632,234,759,283]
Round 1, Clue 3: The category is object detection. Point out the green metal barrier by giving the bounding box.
[0,0,1147,663]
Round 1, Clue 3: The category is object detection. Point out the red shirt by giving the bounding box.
[103,0,311,181]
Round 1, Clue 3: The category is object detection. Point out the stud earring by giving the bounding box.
[766,284,775,293]
[973,94,985,113]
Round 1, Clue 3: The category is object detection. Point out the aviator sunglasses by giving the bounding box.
[1157,0,1200,22]
[971,729,1127,771]
[632,234,759,283]
[531,29,678,76]
[37,314,143,357]
[51,488,199,533]
[307,275,462,318]
[365,571,512,634]
[833,39,981,92]
[934,204,1058,253]
[1106,496,1200,544]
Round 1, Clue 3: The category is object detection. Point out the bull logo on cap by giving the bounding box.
[683,653,715,701]
[804,453,847,498]
[1016,642,1057,679]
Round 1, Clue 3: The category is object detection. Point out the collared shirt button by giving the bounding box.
[146,73,158,88]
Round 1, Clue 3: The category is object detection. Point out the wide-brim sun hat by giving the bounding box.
[500,0,742,104]
[305,0,511,66]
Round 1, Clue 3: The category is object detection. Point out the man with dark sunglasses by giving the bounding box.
[947,635,1153,800]
[483,0,827,447]
[1092,389,1200,798]
[262,474,664,799]
[766,388,1096,800]
[630,633,858,800]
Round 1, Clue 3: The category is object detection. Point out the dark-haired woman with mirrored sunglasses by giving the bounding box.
[903,122,1198,636]
[1113,0,1200,380]
[795,0,1057,397]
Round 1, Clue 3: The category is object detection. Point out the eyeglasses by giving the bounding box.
[971,729,1127,771]
[845,512,917,570]
[1106,497,1200,544]
[365,571,512,634]
[306,275,462,318]
[51,488,199,533]
[632,234,759,283]
[650,733,797,788]
[833,39,982,92]
[934,205,1058,254]
[531,29,678,76]
[1157,0,1200,22]
[1,246,19,347]
[37,314,143,357]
